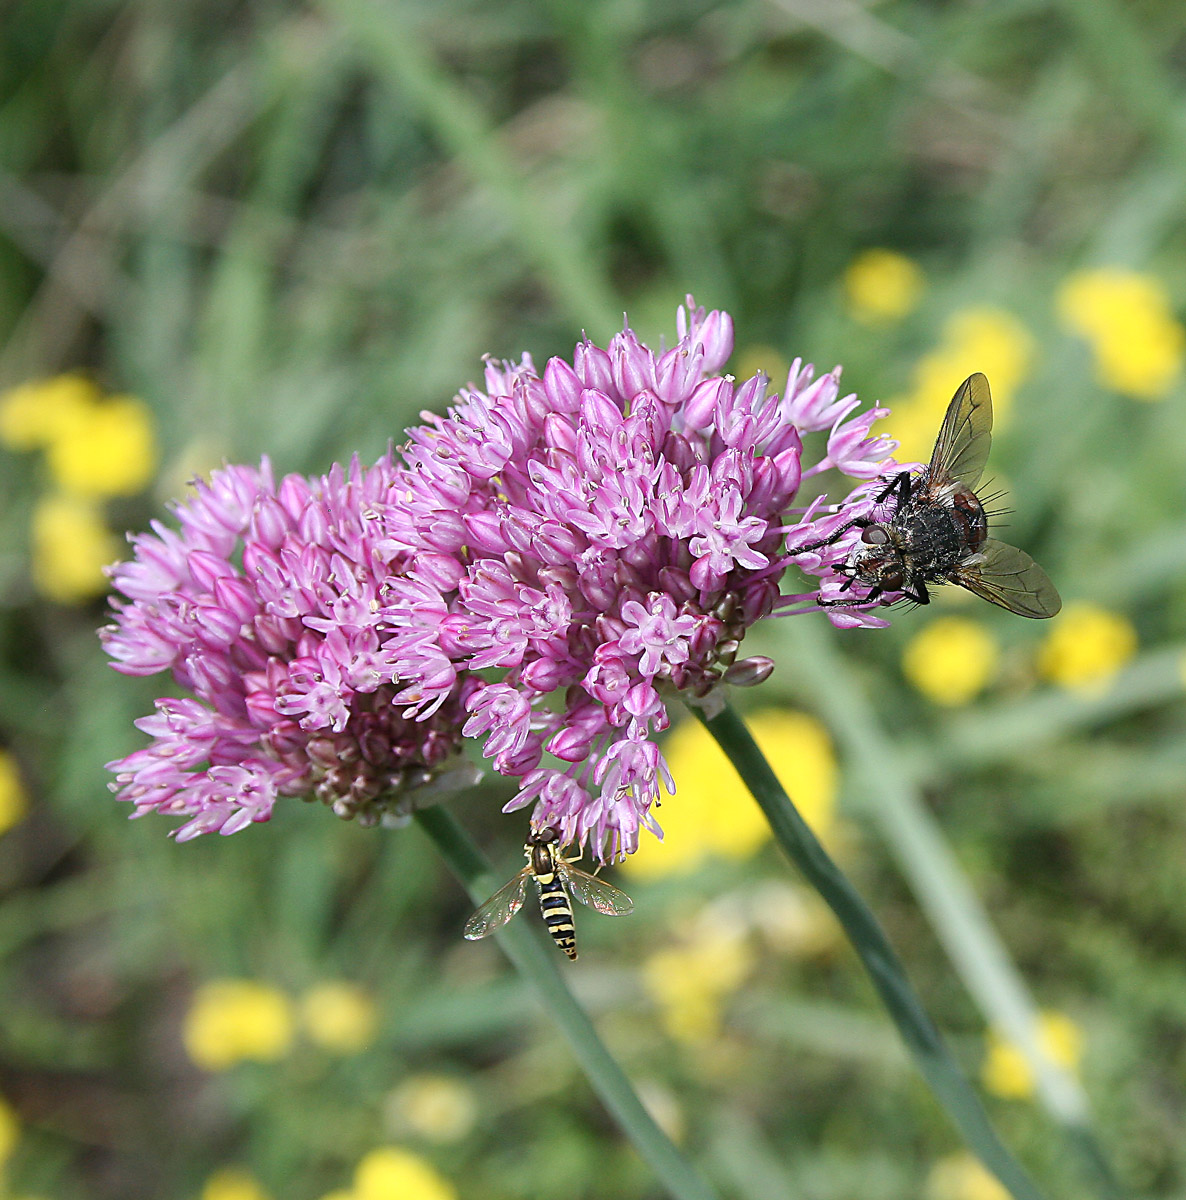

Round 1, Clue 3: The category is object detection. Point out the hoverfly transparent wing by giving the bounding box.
[462,869,531,940]
[558,864,634,917]
[951,537,1062,619]
[929,372,993,490]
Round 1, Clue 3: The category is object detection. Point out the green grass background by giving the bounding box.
[3,1,1186,1197]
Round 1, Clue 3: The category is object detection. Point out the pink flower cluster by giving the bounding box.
[102,299,899,851]
[102,458,474,840]
[375,300,898,858]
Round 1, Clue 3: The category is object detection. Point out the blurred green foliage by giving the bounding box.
[3,1,1186,1198]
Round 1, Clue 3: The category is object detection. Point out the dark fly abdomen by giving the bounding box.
[950,485,988,551]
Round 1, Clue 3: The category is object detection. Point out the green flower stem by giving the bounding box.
[414,805,722,1200]
[780,618,1125,1200]
[696,702,1047,1200]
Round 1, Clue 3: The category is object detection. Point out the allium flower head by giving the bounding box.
[380,299,899,859]
[102,457,476,840]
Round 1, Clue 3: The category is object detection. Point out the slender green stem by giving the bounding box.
[696,702,1047,1200]
[414,806,722,1200]
[780,618,1126,1200]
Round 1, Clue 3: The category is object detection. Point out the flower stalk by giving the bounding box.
[414,804,722,1200]
[695,701,1047,1200]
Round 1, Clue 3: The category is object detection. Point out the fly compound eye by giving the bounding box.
[861,525,890,546]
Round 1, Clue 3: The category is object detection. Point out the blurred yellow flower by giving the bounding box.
[981,1010,1083,1100]
[901,617,999,706]
[46,394,158,498]
[0,374,100,451]
[888,308,1034,463]
[31,493,120,604]
[353,1147,456,1200]
[1058,268,1184,399]
[386,1074,477,1144]
[0,1092,19,1163]
[734,344,790,388]
[0,750,28,837]
[200,1168,272,1200]
[316,1193,355,1200]
[621,709,836,880]
[926,1151,1009,1200]
[642,913,754,1043]
[299,982,378,1054]
[183,980,295,1071]
[1037,603,1136,693]
[745,880,841,958]
[844,248,925,325]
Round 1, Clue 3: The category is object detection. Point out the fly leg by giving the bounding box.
[790,515,874,555]
[815,585,886,609]
[903,579,930,605]
[790,471,913,555]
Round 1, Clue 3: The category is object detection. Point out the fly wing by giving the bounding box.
[463,870,530,940]
[559,865,634,917]
[929,373,993,490]
[951,538,1062,619]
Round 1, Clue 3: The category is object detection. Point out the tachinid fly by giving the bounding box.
[802,373,1061,618]
[463,826,633,960]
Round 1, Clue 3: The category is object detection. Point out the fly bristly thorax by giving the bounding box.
[897,482,988,572]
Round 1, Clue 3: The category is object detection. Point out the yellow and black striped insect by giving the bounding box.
[463,826,633,960]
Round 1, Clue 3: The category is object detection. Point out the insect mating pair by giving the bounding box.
[799,372,1061,619]
[465,373,1060,959]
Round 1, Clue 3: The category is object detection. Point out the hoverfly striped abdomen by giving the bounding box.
[535,861,579,959]
[463,825,633,960]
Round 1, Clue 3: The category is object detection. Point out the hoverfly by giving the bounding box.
[801,373,1061,618]
[463,826,633,960]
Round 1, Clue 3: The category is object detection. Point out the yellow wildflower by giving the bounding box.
[200,1168,272,1200]
[0,751,28,837]
[981,1010,1083,1100]
[1057,268,1184,400]
[642,912,754,1043]
[299,982,378,1055]
[46,394,158,498]
[386,1075,477,1144]
[744,880,841,958]
[1037,603,1136,693]
[0,374,100,451]
[734,345,789,388]
[31,493,120,604]
[888,308,1034,463]
[901,617,999,706]
[353,1147,456,1200]
[183,980,295,1071]
[844,248,925,325]
[621,709,836,880]
[926,1151,1009,1200]
[0,1093,19,1163]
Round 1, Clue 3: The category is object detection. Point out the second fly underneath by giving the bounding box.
[463,827,634,960]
